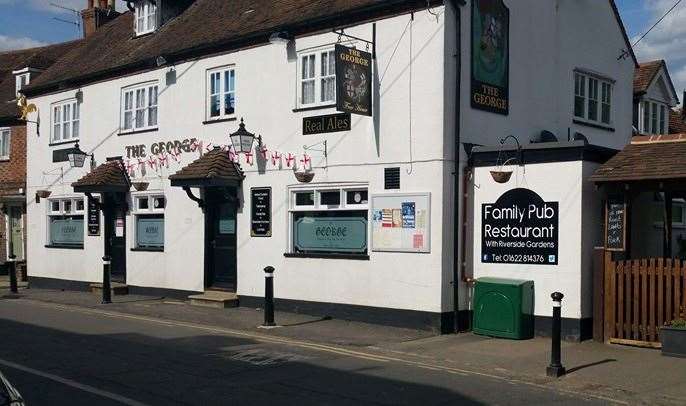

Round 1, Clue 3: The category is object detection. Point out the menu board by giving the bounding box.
[371,193,431,253]
[251,187,272,237]
[88,196,100,236]
[605,196,626,252]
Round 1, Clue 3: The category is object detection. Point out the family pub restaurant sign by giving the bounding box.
[335,44,372,117]
[471,0,510,115]
[481,188,559,265]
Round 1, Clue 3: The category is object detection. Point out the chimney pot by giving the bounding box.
[82,0,120,38]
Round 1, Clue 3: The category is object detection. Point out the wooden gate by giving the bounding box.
[604,257,686,346]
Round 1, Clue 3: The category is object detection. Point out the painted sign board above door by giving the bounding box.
[250,187,272,237]
[605,196,626,252]
[303,113,351,135]
[481,188,558,265]
[471,0,510,115]
[335,44,372,116]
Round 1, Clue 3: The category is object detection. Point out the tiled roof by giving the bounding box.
[25,0,440,95]
[0,41,81,120]
[670,109,686,134]
[72,160,130,192]
[170,147,244,187]
[634,60,663,94]
[590,135,686,183]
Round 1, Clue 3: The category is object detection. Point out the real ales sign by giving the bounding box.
[471,0,510,115]
[482,188,558,265]
[335,44,372,116]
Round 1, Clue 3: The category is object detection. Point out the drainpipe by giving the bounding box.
[451,0,465,333]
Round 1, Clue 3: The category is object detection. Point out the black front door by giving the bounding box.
[205,191,237,289]
[104,194,127,283]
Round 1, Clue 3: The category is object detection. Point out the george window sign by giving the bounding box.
[335,44,372,116]
[88,196,100,236]
[294,216,367,253]
[471,0,510,115]
[136,216,164,248]
[50,218,84,245]
[251,187,272,237]
[481,188,558,265]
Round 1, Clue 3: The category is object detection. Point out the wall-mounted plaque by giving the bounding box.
[303,113,351,135]
[481,188,558,265]
[335,44,372,116]
[471,0,510,115]
[87,196,100,236]
[251,187,272,237]
[605,196,626,252]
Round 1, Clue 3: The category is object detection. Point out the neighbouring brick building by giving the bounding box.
[0,42,80,270]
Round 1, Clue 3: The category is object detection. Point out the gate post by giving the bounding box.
[593,247,606,342]
[603,250,614,343]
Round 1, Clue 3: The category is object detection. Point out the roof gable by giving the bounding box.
[634,60,679,105]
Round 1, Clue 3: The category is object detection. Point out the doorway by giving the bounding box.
[104,195,127,283]
[205,189,237,290]
[8,205,23,260]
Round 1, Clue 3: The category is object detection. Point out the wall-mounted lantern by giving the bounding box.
[230,118,262,154]
[67,142,96,170]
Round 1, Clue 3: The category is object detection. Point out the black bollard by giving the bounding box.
[8,254,18,294]
[102,256,112,304]
[546,291,566,378]
[263,266,275,327]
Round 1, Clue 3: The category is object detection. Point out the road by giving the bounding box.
[0,298,611,405]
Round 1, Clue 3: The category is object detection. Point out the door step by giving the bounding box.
[90,282,129,296]
[188,291,239,309]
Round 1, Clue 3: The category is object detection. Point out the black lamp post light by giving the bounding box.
[67,142,96,170]
[230,118,261,154]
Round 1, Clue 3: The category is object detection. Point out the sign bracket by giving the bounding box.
[332,23,376,59]
[303,140,328,168]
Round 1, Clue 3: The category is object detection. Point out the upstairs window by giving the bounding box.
[298,49,336,108]
[51,99,80,143]
[134,0,157,35]
[206,66,236,120]
[15,73,29,97]
[640,101,668,135]
[121,82,158,132]
[0,128,10,160]
[573,71,613,126]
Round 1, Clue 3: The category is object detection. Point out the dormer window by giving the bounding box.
[134,0,157,36]
[14,72,30,97]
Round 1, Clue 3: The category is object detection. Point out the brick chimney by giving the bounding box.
[81,0,120,38]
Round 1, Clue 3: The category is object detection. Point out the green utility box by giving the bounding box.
[473,277,534,340]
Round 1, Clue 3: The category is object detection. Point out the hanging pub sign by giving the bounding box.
[303,113,351,135]
[335,44,372,116]
[471,0,510,115]
[251,187,272,237]
[605,196,626,252]
[482,188,559,265]
[87,196,100,236]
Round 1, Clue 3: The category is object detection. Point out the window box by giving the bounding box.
[121,82,158,134]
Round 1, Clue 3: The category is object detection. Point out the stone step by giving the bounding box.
[188,291,239,309]
[90,282,129,296]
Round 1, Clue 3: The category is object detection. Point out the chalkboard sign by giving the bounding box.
[605,197,626,251]
[88,196,101,236]
[251,187,271,237]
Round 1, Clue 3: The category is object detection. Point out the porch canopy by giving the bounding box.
[169,146,244,188]
[72,159,130,194]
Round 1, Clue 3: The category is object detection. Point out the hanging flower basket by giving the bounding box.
[132,182,149,192]
[490,170,513,184]
[294,171,315,183]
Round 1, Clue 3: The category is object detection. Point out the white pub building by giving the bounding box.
[22,0,636,338]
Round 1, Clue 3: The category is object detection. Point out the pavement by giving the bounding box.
[1,286,685,405]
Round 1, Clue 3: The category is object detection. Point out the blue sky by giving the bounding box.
[0,1,684,101]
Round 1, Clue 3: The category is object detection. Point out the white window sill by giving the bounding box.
[118,127,159,136]
[573,118,615,132]
[203,116,237,125]
[293,103,336,113]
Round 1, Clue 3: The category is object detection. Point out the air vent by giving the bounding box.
[384,167,400,190]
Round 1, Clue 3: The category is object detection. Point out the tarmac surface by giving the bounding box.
[0,295,611,406]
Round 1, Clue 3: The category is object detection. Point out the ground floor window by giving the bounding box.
[289,186,368,256]
[48,197,85,247]
[133,193,165,250]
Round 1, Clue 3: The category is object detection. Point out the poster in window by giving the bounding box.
[335,44,373,116]
[471,0,509,115]
[371,193,431,253]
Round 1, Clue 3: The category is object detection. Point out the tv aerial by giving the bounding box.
[50,2,81,36]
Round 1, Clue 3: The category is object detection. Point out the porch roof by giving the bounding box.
[72,160,131,193]
[169,147,244,188]
[590,134,686,183]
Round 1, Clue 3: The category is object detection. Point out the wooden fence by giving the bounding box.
[604,258,686,345]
